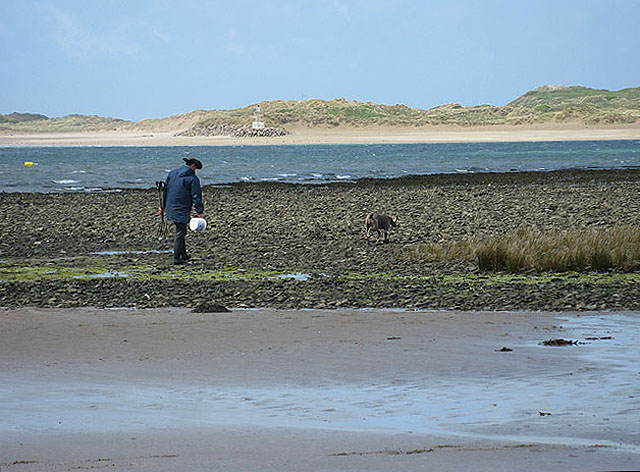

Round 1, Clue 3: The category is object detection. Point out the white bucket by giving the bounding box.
[189,217,207,231]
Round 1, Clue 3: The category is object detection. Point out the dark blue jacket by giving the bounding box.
[163,165,204,223]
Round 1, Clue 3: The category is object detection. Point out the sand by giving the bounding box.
[1,123,639,146]
[2,123,640,471]
[1,307,639,471]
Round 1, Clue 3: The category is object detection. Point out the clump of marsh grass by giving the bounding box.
[411,226,640,273]
[409,238,479,263]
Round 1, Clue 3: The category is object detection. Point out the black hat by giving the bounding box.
[183,158,203,169]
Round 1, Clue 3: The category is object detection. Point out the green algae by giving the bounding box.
[153,267,286,281]
[339,271,640,286]
[3,260,640,288]
[0,263,310,283]
[0,265,112,281]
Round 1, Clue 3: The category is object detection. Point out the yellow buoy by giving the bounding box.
[24,161,34,167]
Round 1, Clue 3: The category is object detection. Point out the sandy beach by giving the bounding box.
[1,123,639,146]
[3,1,639,469]
[2,141,640,471]
[1,307,638,471]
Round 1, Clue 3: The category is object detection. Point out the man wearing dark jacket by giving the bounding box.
[161,158,204,264]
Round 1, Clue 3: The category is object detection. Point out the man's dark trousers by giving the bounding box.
[173,222,188,262]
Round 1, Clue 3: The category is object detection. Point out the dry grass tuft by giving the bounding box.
[410,226,640,272]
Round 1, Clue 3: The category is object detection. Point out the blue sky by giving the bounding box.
[1,0,639,121]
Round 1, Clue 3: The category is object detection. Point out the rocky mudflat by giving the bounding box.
[2,169,640,310]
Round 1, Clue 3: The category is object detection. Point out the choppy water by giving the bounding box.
[0,140,639,192]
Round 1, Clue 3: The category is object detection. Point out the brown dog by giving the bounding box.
[365,212,398,242]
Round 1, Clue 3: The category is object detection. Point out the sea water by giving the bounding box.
[0,140,639,193]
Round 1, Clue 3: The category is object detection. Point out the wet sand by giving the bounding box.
[1,307,638,471]
[1,123,639,146]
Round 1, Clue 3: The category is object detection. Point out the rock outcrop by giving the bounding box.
[176,123,288,138]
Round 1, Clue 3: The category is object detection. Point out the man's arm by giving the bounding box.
[191,177,204,217]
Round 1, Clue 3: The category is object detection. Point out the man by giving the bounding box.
[160,158,204,264]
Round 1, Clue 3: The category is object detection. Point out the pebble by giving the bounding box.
[2,169,640,310]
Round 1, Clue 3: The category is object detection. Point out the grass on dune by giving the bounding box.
[3,85,638,134]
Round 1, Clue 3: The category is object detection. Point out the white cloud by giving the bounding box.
[225,28,248,56]
[324,0,352,22]
[40,3,167,59]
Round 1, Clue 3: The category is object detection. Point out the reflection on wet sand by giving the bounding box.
[1,309,638,470]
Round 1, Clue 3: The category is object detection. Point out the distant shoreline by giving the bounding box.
[1,123,639,146]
